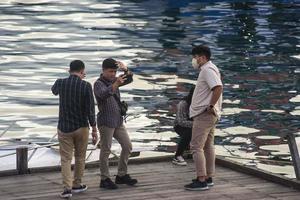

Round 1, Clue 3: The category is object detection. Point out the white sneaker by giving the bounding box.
[72,184,88,193]
[172,156,187,166]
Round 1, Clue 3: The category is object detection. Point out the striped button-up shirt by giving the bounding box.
[94,73,132,128]
[51,74,96,133]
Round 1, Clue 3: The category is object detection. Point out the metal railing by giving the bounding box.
[0,115,142,175]
[11,133,300,180]
[1,120,299,180]
[282,132,300,180]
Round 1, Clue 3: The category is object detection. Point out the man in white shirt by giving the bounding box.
[185,45,223,191]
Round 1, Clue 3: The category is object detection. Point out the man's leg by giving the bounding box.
[113,124,132,177]
[190,113,216,180]
[175,127,192,157]
[73,127,89,187]
[99,125,114,180]
[58,130,74,190]
[204,126,216,178]
[113,124,137,186]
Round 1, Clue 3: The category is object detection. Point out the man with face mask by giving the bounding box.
[94,58,137,190]
[185,45,223,191]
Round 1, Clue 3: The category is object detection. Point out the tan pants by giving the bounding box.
[99,124,132,180]
[58,127,89,189]
[191,112,218,178]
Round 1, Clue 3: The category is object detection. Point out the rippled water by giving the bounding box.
[0,0,300,177]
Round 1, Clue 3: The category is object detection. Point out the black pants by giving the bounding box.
[174,125,192,157]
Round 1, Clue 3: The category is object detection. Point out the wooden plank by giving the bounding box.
[216,156,300,190]
[1,160,300,200]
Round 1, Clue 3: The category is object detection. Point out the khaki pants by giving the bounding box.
[191,112,218,178]
[99,124,132,180]
[58,127,89,189]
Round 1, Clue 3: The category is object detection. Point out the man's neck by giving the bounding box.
[200,60,210,69]
[101,74,113,82]
[70,72,81,79]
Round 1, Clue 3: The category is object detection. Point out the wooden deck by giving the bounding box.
[1,159,300,200]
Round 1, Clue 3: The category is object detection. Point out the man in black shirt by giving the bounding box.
[52,60,98,198]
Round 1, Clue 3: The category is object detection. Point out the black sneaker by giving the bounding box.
[115,174,138,185]
[72,184,88,193]
[100,178,118,189]
[206,177,214,187]
[60,188,72,198]
[185,180,209,191]
[192,177,214,187]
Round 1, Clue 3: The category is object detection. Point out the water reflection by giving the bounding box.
[158,1,186,50]
[0,0,299,178]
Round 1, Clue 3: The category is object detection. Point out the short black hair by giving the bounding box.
[192,45,211,60]
[102,58,118,69]
[69,60,85,72]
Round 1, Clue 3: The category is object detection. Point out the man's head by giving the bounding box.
[102,58,118,81]
[69,60,85,79]
[191,45,211,69]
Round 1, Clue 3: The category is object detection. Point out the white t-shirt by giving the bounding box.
[190,61,223,119]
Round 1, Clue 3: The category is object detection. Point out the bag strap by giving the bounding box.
[113,94,123,108]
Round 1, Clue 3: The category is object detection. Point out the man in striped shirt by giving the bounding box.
[52,60,98,198]
[94,58,137,190]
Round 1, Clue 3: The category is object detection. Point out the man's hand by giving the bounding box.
[91,129,98,145]
[79,71,86,79]
[112,74,128,91]
[116,61,128,72]
[206,105,217,116]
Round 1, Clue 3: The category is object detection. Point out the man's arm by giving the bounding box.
[120,71,133,87]
[207,85,222,115]
[204,67,223,112]
[210,85,223,106]
[94,80,115,101]
[51,79,60,95]
[111,73,131,92]
[85,83,96,127]
[85,83,98,145]
[116,61,133,87]
[176,101,193,128]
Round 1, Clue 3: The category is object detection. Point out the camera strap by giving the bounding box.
[112,94,123,108]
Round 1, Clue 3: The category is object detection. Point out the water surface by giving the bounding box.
[0,0,299,178]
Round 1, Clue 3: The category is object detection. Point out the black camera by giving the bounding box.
[122,72,133,82]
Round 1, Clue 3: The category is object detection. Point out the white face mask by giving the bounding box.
[192,58,200,70]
